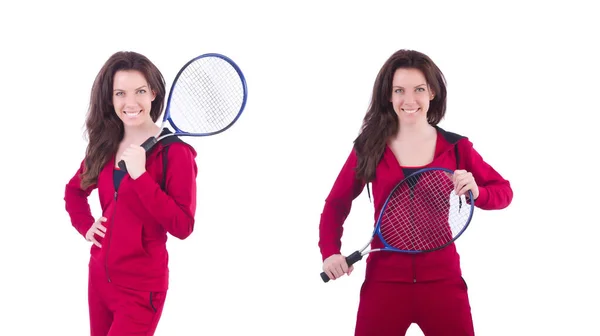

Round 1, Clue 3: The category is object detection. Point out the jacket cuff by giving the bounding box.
[320,246,342,261]
[76,221,94,238]
[130,171,157,199]
[473,186,489,208]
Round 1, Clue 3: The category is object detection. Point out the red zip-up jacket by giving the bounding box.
[64,134,198,292]
[318,127,513,282]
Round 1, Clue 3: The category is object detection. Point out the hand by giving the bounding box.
[452,169,479,200]
[322,254,354,281]
[86,217,107,248]
[119,144,147,179]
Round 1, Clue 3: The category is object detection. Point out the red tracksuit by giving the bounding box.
[319,127,513,335]
[65,135,198,335]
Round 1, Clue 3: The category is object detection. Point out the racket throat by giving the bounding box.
[345,251,364,267]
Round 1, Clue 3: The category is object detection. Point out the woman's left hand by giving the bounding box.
[120,144,147,179]
[452,169,479,200]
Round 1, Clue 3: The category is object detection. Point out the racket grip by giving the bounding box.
[116,137,158,173]
[320,251,363,283]
[140,136,158,151]
[117,160,127,172]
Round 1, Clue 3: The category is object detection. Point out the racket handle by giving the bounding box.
[117,137,159,173]
[320,251,363,283]
[117,159,127,172]
[140,137,159,151]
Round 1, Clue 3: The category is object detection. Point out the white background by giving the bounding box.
[1,1,599,335]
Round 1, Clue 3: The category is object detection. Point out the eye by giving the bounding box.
[115,92,124,97]
[137,89,147,94]
[416,87,425,92]
[394,89,403,93]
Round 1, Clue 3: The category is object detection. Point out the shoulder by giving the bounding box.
[156,129,197,159]
[345,146,359,165]
[436,126,477,150]
[435,126,469,145]
[161,142,197,165]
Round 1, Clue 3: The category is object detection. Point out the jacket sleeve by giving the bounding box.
[64,159,97,238]
[460,139,513,210]
[130,143,198,240]
[318,149,366,261]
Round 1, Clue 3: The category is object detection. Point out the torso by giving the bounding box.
[388,127,438,168]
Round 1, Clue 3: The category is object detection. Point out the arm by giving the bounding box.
[64,159,97,238]
[130,143,198,240]
[318,149,366,261]
[461,139,513,210]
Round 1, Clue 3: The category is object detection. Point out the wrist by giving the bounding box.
[130,170,146,180]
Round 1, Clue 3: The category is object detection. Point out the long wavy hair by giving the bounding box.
[353,49,448,183]
[79,51,166,189]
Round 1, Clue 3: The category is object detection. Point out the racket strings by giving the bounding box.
[169,57,244,134]
[379,170,471,252]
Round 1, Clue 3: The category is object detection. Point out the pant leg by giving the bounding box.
[414,276,475,336]
[107,284,167,336]
[354,280,414,336]
[88,271,113,336]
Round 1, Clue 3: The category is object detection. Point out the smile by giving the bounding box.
[402,108,420,114]
[123,110,142,116]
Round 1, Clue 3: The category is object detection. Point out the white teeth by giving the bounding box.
[403,108,418,114]
[124,111,141,116]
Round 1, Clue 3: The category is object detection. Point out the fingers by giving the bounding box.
[324,265,342,280]
[120,145,145,160]
[96,224,107,233]
[455,178,470,196]
[85,230,102,248]
[323,255,352,281]
[118,146,147,179]
[332,263,345,279]
[457,184,472,197]
[96,217,107,233]
[89,236,102,248]
[86,217,108,246]
[93,227,106,238]
[453,170,473,195]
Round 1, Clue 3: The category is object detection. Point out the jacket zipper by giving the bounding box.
[105,190,118,282]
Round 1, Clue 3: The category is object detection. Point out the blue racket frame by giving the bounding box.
[373,167,476,254]
[164,52,248,137]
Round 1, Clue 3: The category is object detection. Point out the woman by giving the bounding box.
[318,49,513,335]
[64,51,198,335]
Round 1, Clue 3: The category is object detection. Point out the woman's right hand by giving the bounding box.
[322,254,354,281]
[85,217,107,248]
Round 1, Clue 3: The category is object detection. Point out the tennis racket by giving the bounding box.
[118,53,248,172]
[320,167,475,283]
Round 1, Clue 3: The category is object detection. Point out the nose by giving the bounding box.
[124,94,140,107]
[402,91,416,105]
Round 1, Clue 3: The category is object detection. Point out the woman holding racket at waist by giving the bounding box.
[319,49,513,335]
[64,51,198,335]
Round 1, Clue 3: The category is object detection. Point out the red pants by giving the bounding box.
[354,277,474,336]
[88,271,167,336]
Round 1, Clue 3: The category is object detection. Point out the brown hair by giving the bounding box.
[353,49,448,182]
[80,51,166,189]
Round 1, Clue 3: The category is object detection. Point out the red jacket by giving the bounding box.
[64,134,197,292]
[318,127,513,282]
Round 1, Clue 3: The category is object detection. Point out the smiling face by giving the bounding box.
[112,69,156,129]
[390,67,435,126]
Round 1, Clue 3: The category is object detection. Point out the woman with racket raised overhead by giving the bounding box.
[63,51,198,335]
[318,49,513,335]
